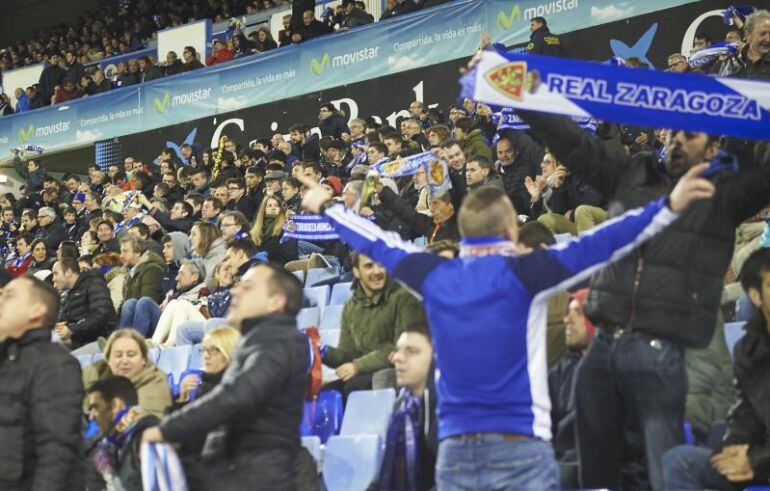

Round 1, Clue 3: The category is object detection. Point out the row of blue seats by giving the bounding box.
[292,267,341,287]
[724,321,746,360]
[304,282,353,310]
[76,345,204,392]
[302,389,396,491]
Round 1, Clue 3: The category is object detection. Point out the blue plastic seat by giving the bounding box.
[340,388,396,440]
[76,354,93,367]
[292,269,305,285]
[304,285,331,310]
[157,345,192,387]
[319,305,344,331]
[300,390,344,443]
[724,321,746,360]
[297,307,321,329]
[301,435,322,468]
[321,329,341,348]
[306,267,338,287]
[329,282,353,306]
[412,236,428,247]
[323,435,383,491]
[189,344,204,370]
[147,348,160,364]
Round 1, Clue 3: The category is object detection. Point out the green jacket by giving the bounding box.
[123,251,166,303]
[13,155,47,192]
[685,311,735,438]
[325,280,424,374]
[459,129,493,162]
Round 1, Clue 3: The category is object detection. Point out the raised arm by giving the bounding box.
[378,186,434,238]
[515,110,629,197]
[515,164,715,298]
[299,175,445,295]
[13,153,29,179]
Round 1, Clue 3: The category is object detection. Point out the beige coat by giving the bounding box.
[82,359,172,418]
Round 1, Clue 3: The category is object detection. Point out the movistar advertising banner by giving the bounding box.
[0,0,692,160]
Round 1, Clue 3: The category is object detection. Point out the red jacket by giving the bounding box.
[206,48,234,66]
[7,253,33,277]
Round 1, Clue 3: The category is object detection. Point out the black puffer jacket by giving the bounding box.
[497,129,543,215]
[519,111,770,348]
[708,47,770,81]
[36,220,67,252]
[722,315,770,482]
[160,314,309,456]
[378,187,459,243]
[0,327,84,491]
[59,269,117,348]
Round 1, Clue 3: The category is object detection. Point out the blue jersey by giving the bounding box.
[324,198,676,440]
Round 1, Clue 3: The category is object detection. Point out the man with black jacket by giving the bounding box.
[142,263,308,491]
[527,17,567,57]
[0,275,84,490]
[142,196,194,234]
[291,10,332,43]
[495,133,542,216]
[35,206,67,252]
[376,180,459,243]
[663,247,770,490]
[709,10,770,81]
[53,258,116,350]
[517,109,770,490]
[38,54,65,105]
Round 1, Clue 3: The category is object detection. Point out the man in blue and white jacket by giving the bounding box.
[299,164,714,491]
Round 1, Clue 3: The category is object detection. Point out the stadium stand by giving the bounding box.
[1,1,769,490]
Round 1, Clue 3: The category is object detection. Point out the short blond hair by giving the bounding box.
[203,326,240,363]
[104,328,148,363]
[458,186,517,238]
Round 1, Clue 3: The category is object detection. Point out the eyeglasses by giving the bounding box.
[202,346,222,356]
[220,222,236,228]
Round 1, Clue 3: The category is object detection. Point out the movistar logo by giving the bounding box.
[154,92,171,113]
[496,4,521,30]
[18,124,34,144]
[310,53,330,75]
[153,89,212,113]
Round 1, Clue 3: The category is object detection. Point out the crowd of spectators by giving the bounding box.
[0,5,769,491]
[0,0,453,115]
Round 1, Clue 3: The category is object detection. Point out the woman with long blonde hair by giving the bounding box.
[190,222,226,289]
[249,195,297,265]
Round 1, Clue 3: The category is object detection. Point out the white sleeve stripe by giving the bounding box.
[533,205,677,305]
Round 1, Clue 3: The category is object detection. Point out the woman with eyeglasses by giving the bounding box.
[317,103,350,139]
[171,327,240,454]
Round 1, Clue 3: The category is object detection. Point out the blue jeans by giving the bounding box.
[436,437,558,491]
[297,240,324,256]
[120,297,162,336]
[662,445,736,491]
[575,329,687,491]
[175,317,230,345]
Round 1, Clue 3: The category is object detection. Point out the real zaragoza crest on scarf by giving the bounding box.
[485,61,530,100]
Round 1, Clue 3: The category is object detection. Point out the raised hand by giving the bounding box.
[668,163,715,213]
